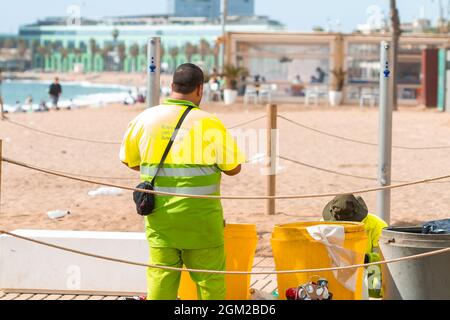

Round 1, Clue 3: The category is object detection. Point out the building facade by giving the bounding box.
[167,0,254,18]
[18,15,283,72]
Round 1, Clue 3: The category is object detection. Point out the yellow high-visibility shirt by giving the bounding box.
[120,98,245,249]
[362,213,388,262]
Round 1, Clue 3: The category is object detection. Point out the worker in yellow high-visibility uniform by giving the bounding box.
[322,194,388,298]
[120,63,245,300]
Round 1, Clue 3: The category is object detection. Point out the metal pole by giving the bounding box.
[0,139,2,215]
[219,0,227,71]
[147,37,161,108]
[377,41,393,224]
[266,104,277,215]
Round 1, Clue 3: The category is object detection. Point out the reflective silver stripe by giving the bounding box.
[140,166,219,177]
[154,185,220,195]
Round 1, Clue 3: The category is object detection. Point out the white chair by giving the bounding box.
[202,83,211,102]
[258,84,272,104]
[244,85,258,106]
[209,82,222,102]
[360,87,379,107]
[305,86,327,106]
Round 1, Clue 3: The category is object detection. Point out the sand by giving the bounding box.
[1,98,450,256]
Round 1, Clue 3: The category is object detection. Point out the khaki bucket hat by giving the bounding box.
[322,194,368,222]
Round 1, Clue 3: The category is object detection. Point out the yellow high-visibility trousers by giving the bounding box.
[146,245,226,300]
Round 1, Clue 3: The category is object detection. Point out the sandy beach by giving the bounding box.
[9,71,174,88]
[1,97,450,256]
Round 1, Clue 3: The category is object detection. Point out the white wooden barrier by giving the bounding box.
[0,230,148,295]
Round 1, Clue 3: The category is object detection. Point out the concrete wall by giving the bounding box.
[0,230,148,295]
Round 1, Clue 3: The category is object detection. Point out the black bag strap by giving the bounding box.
[150,106,194,185]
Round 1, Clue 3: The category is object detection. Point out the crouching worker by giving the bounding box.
[322,194,388,298]
[120,63,245,300]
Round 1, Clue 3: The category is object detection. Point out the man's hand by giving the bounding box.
[121,161,140,171]
[222,164,241,176]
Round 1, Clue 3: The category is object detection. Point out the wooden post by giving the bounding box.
[266,104,277,215]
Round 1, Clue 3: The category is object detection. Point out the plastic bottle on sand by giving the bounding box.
[47,210,71,219]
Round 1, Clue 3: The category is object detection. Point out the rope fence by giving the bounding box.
[1,229,449,275]
[279,155,450,184]
[3,118,121,145]
[4,113,450,151]
[278,114,450,150]
[3,156,450,200]
[2,111,450,275]
[1,114,265,145]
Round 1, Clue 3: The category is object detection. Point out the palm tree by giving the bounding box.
[37,45,49,69]
[17,38,27,58]
[49,42,58,55]
[101,44,113,71]
[169,46,179,70]
[129,44,140,72]
[59,47,69,59]
[59,48,69,71]
[30,40,39,62]
[160,45,165,60]
[73,48,82,62]
[89,39,98,54]
[184,42,197,63]
[222,64,249,90]
[89,38,98,71]
[117,43,126,71]
[141,43,148,56]
[2,38,16,49]
[199,39,211,62]
[389,0,401,111]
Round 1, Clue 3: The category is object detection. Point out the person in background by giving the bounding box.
[311,67,326,83]
[322,194,388,298]
[254,75,261,96]
[68,98,77,110]
[292,75,303,84]
[13,100,23,113]
[24,95,33,112]
[237,75,247,96]
[37,100,49,112]
[123,90,136,105]
[48,77,62,110]
[291,75,305,97]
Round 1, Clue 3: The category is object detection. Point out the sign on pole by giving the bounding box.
[147,37,161,108]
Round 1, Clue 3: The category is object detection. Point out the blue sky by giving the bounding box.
[0,0,445,34]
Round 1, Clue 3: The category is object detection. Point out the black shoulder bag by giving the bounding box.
[133,106,193,216]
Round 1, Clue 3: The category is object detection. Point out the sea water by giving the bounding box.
[0,79,138,111]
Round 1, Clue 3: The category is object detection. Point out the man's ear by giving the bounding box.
[197,84,203,96]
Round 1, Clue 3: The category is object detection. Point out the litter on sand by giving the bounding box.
[47,210,71,219]
[88,187,122,197]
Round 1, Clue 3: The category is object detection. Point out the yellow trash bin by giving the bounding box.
[178,223,258,300]
[271,221,368,300]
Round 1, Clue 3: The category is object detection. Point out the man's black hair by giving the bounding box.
[172,63,204,94]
